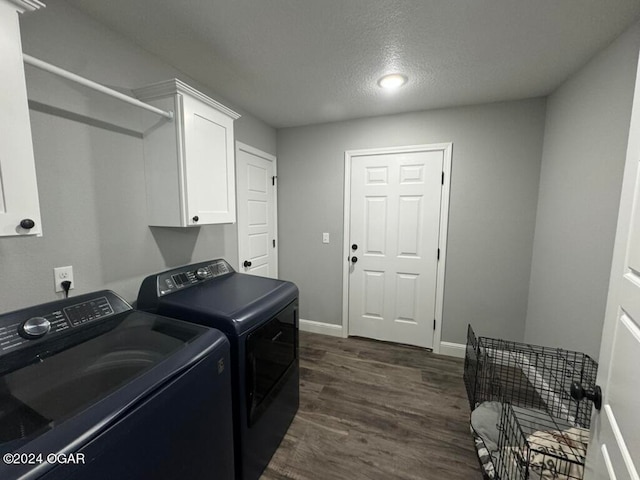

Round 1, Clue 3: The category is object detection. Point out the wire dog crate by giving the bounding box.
[463,325,598,480]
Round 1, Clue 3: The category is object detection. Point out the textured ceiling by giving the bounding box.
[61,0,640,128]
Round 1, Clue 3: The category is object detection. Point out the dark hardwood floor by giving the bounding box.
[261,332,483,480]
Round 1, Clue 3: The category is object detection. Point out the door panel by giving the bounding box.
[585,59,640,478]
[400,164,424,183]
[248,200,268,226]
[363,270,385,319]
[348,150,443,348]
[365,197,387,254]
[249,232,269,260]
[367,167,388,184]
[395,273,418,323]
[236,143,277,278]
[397,196,422,256]
[248,163,268,193]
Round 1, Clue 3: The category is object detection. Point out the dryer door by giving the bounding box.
[246,299,298,425]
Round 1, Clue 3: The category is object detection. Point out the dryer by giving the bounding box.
[0,290,234,480]
[137,259,299,480]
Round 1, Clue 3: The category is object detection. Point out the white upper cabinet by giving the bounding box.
[133,79,240,227]
[0,0,44,237]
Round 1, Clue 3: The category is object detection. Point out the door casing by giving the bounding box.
[236,141,278,278]
[342,143,452,353]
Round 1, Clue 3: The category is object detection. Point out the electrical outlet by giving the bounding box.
[54,266,74,293]
[322,232,330,244]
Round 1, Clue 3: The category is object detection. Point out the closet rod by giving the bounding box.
[23,54,174,120]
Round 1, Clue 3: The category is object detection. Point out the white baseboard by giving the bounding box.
[439,341,466,358]
[299,319,344,338]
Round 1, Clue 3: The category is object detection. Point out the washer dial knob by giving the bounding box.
[195,268,209,280]
[20,317,51,339]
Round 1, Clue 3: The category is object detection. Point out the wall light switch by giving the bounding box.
[322,232,330,244]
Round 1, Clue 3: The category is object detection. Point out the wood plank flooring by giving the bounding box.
[261,332,483,480]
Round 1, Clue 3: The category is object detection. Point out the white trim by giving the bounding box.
[133,79,240,120]
[6,0,44,13]
[341,148,352,340]
[439,341,466,358]
[235,141,278,278]
[300,319,345,338]
[342,143,453,352]
[236,141,277,163]
[434,143,452,353]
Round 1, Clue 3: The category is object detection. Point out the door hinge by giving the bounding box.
[273,239,276,248]
[272,175,277,186]
[441,171,444,185]
[433,319,436,330]
[437,248,440,260]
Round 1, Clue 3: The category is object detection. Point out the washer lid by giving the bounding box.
[0,303,226,479]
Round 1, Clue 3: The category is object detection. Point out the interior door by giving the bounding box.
[236,142,278,278]
[583,57,640,479]
[347,149,444,348]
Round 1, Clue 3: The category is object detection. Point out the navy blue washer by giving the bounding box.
[0,290,234,480]
[137,259,299,480]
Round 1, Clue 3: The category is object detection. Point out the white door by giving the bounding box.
[584,59,640,479]
[346,145,450,349]
[236,142,278,278]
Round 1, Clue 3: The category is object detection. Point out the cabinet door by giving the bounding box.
[182,95,236,225]
[0,0,42,237]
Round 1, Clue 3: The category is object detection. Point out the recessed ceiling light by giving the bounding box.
[377,73,408,90]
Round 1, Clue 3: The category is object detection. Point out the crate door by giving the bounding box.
[583,57,640,479]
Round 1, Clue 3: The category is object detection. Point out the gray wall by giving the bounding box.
[524,22,640,359]
[277,99,547,344]
[0,1,275,313]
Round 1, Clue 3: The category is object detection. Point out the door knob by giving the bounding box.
[570,381,602,411]
[192,216,199,223]
[20,218,35,229]
[243,260,252,268]
[350,256,358,263]
[352,244,358,251]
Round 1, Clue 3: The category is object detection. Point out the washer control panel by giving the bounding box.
[64,296,114,327]
[155,259,234,296]
[0,291,130,354]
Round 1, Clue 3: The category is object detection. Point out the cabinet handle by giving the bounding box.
[20,219,35,230]
[192,216,199,223]
[243,260,252,268]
